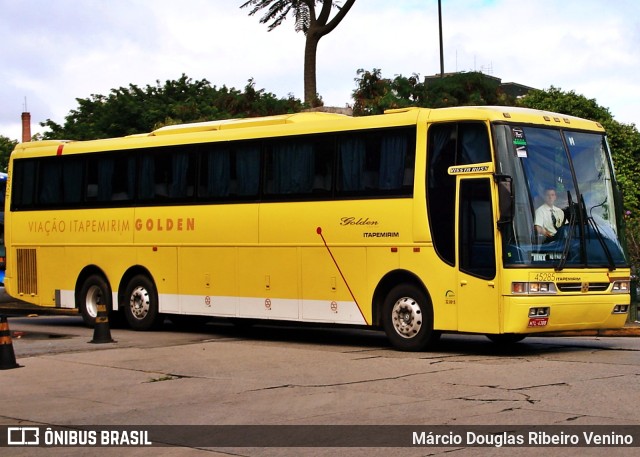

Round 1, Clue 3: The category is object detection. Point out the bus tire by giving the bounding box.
[382,284,436,351]
[78,274,112,328]
[123,275,163,330]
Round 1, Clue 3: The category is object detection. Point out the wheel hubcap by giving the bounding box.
[391,297,422,339]
[129,286,150,320]
[85,285,102,318]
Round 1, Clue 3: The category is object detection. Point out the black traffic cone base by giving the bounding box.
[89,305,116,344]
[0,315,22,369]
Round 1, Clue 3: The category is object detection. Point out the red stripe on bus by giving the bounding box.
[316,227,368,325]
[56,144,64,156]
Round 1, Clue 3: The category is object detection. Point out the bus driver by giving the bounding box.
[534,187,565,241]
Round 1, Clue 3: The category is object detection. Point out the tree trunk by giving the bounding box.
[302,0,356,107]
[304,32,320,106]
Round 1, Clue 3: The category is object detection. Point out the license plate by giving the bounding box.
[528,317,549,327]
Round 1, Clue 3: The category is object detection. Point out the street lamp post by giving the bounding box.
[438,0,444,77]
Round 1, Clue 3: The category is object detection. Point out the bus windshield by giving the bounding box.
[495,124,627,269]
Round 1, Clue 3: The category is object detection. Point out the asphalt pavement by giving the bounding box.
[1,303,639,456]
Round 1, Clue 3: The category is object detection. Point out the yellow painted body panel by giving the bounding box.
[503,295,628,333]
[500,268,630,333]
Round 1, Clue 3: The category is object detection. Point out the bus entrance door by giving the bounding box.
[456,178,500,333]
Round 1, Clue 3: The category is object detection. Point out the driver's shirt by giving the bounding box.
[534,204,564,235]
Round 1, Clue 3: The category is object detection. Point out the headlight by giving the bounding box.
[512,282,557,294]
[612,281,630,293]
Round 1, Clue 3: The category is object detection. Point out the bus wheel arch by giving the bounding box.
[373,270,439,351]
[75,267,112,328]
[119,267,163,331]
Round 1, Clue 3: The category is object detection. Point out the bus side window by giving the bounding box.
[11,160,37,209]
[235,145,260,197]
[337,128,414,196]
[379,134,409,190]
[198,143,260,200]
[266,140,315,195]
[428,122,491,265]
[38,160,63,205]
[62,157,83,204]
[428,124,457,264]
[459,179,496,279]
[167,149,195,199]
[338,136,365,192]
[200,146,231,198]
[88,155,134,202]
[458,123,491,164]
[138,155,156,200]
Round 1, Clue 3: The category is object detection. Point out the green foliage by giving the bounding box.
[625,214,640,274]
[241,0,312,33]
[352,69,411,115]
[0,135,18,172]
[517,86,612,120]
[352,69,516,116]
[41,74,303,140]
[422,71,505,107]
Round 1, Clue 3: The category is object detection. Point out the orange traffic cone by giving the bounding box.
[89,304,115,344]
[0,315,21,370]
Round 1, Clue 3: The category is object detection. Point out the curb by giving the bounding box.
[541,326,640,337]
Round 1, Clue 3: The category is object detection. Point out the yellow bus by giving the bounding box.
[4,107,631,350]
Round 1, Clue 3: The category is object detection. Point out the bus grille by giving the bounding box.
[556,282,610,293]
[16,249,38,296]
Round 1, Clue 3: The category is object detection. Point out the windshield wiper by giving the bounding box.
[555,194,616,271]
[586,196,616,270]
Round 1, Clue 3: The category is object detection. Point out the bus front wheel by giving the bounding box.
[382,284,437,351]
[123,275,163,330]
[78,274,112,328]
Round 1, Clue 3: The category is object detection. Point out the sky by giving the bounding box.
[1,0,639,141]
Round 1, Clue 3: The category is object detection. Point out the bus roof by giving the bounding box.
[150,112,348,136]
[11,106,604,158]
[425,105,604,129]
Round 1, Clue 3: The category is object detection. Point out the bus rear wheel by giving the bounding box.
[382,284,437,351]
[78,274,111,328]
[123,275,163,330]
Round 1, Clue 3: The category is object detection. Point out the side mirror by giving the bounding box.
[494,174,513,227]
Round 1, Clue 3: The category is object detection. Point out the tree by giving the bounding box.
[241,0,356,107]
[0,135,18,172]
[351,69,516,116]
[41,75,303,140]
